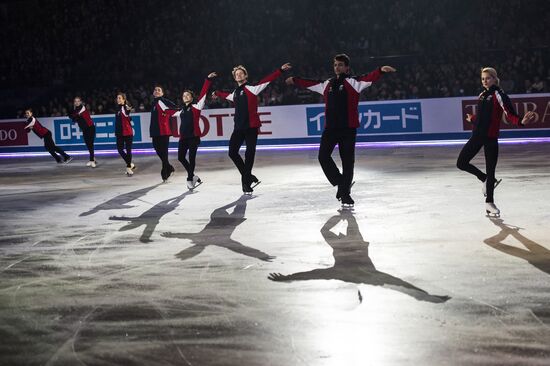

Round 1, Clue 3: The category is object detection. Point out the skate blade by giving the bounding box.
[485,211,500,218]
[250,181,261,189]
[341,204,355,210]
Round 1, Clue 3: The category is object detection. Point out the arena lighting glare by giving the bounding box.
[1,137,550,158]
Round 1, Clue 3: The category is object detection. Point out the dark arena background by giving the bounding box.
[1,1,550,365]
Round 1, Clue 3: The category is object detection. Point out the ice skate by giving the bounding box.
[126,167,134,176]
[340,194,355,210]
[63,156,73,164]
[90,160,97,168]
[485,202,500,217]
[249,174,261,189]
[130,162,136,170]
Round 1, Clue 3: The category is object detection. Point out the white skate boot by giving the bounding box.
[126,167,134,176]
[187,175,202,191]
[485,202,500,217]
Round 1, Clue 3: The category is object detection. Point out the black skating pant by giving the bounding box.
[228,127,258,182]
[43,132,69,162]
[318,127,357,194]
[178,137,200,180]
[456,134,499,203]
[152,136,172,179]
[82,125,95,161]
[116,135,133,167]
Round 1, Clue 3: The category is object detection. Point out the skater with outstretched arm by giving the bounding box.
[173,72,217,190]
[286,54,395,208]
[150,84,178,182]
[456,67,535,217]
[212,62,291,194]
[24,108,72,164]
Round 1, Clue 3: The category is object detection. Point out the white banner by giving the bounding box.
[2,93,550,153]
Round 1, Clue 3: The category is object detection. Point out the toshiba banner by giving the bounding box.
[2,93,550,153]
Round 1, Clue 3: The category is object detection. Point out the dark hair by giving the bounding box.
[154,84,164,92]
[25,108,33,113]
[334,53,350,66]
[183,89,195,99]
[117,92,132,109]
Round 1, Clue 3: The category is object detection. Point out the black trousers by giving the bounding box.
[456,134,499,203]
[318,128,357,192]
[178,137,200,179]
[152,136,171,177]
[228,128,258,180]
[116,135,133,167]
[43,132,69,162]
[82,125,95,161]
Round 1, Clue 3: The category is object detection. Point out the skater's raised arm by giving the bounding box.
[194,72,217,110]
[286,76,330,95]
[212,89,234,102]
[244,62,291,96]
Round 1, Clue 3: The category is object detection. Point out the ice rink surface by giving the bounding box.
[1,141,550,365]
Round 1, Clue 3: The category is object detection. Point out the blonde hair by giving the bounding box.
[232,65,248,78]
[481,67,500,86]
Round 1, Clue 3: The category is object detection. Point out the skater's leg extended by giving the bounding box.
[178,138,192,178]
[44,133,61,162]
[484,138,499,203]
[318,129,341,186]
[188,137,200,179]
[456,135,485,181]
[338,128,357,195]
[125,136,133,167]
[243,128,258,180]
[228,129,247,176]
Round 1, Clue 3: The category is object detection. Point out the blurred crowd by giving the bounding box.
[1,0,549,118]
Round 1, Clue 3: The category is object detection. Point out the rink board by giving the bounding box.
[1,93,550,153]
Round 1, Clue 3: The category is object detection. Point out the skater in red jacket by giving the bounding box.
[212,62,291,194]
[286,54,395,208]
[24,109,72,164]
[68,96,96,167]
[457,67,535,217]
[115,93,136,176]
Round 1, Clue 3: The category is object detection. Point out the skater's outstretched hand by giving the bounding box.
[285,77,294,85]
[521,111,536,125]
[207,72,217,79]
[465,113,474,123]
[280,63,292,71]
[268,273,288,281]
[381,66,396,73]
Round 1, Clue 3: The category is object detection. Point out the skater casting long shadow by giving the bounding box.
[109,191,191,243]
[162,195,275,262]
[80,183,161,216]
[269,210,450,303]
[484,218,550,275]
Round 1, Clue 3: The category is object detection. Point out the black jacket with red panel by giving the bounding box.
[470,85,524,138]
[24,117,50,138]
[115,105,134,137]
[214,68,283,130]
[150,97,177,137]
[173,77,213,139]
[291,68,384,129]
[69,104,94,129]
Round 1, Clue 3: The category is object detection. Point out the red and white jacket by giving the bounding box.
[69,104,94,128]
[115,105,134,137]
[214,68,283,129]
[470,85,523,138]
[24,117,50,138]
[150,97,178,137]
[291,68,383,129]
[173,78,212,139]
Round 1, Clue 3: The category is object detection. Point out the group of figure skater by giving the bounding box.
[23,54,535,215]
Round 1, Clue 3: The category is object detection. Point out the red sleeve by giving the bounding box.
[495,90,522,125]
[356,68,383,83]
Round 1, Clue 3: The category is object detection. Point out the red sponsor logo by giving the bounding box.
[170,112,274,138]
[0,122,29,146]
[461,95,550,130]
